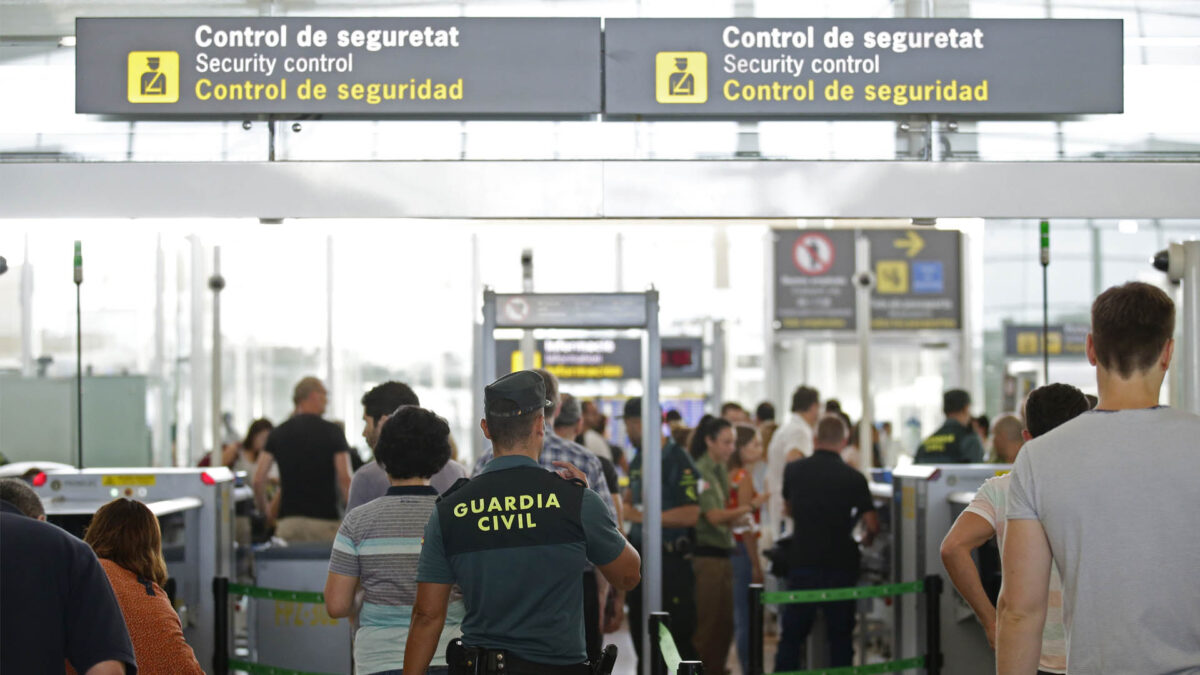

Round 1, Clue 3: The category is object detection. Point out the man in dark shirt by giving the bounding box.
[914,389,985,464]
[776,415,880,670]
[254,376,351,543]
[1,498,137,674]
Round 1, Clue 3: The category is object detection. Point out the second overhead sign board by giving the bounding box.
[774,228,962,331]
[77,18,1121,117]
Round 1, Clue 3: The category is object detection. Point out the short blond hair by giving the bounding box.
[293,376,325,406]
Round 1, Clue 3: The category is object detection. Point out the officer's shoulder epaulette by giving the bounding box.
[545,471,588,490]
[436,477,471,503]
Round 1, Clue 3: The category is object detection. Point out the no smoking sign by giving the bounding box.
[792,232,836,276]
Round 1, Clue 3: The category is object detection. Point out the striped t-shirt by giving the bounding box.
[330,485,464,675]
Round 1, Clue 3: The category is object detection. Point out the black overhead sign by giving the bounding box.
[495,337,704,380]
[75,18,601,115]
[1003,323,1089,358]
[604,19,1122,116]
[774,228,962,331]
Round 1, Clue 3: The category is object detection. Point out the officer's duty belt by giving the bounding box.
[448,640,593,675]
[663,537,693,556]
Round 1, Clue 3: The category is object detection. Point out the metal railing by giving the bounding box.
[747,575,943,675]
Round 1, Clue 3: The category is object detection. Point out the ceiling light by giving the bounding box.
[59,36,76,47]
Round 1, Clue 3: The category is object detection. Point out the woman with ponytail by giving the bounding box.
[689,415,753,674]
[729,424,770,675]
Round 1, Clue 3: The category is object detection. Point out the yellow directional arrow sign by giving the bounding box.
[894,230,925,258]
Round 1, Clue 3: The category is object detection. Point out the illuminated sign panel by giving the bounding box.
[76,18,601,115]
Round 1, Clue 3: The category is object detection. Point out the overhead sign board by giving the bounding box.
[865,229,961,330]
[493,293,648,329]
[76,18,601,116]
[1004,323,1089,358]
[773,228,962,331]
[775,229,857,330]
[495,337,704,380]
[605,19,1122,116]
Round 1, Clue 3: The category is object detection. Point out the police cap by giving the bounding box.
[485,370,552,418]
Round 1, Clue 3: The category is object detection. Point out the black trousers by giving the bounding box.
[583,568,601,662]
[627,551,698,674]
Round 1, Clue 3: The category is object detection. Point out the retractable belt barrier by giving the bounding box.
[648,612,704,675]
[748,575,943,675]
[213,577,341,675]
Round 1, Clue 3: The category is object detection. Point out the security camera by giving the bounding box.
[0,256,7,276]
[855,271,875,289]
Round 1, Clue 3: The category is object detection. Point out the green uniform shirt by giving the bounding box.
[914,418,984,464]
[416,455,627,665]
[693,452,735,550]
[628,441,700,548]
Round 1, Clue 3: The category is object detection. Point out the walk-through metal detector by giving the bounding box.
[478,289,663,675]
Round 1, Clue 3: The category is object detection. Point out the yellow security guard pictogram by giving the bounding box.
[655,51,707,104]
[127,51,179,104]
[876,260,909,294]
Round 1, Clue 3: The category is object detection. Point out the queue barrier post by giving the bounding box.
[649,611,670,675]
[923,575,943,675]
[748,584,764,675]
[212,576,230,675]
[677,661,704,675]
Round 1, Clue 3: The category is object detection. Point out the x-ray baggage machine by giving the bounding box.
[32,467,236,674]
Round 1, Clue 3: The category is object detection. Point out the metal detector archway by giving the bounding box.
[479,289,663,675]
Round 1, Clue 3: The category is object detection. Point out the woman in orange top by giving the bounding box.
[729,424,769,675]
[84,499,204,675]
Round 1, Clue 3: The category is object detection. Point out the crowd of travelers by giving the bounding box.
[2,281,1197,674]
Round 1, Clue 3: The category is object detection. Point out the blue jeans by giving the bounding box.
[731,540,754,675]
[773,567,858,670]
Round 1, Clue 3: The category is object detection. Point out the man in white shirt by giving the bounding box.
[765,385,820,544]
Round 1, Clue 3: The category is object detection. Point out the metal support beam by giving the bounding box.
[1180,242,1200,415]
[6,162,1200,220]
[642,288,662,675]
[210,247,224,465]
[855,235,874,479]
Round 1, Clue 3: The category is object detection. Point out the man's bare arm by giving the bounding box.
[253,450,274,515]
[404,582,452,674]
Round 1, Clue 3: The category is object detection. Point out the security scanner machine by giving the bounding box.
[32,467,236,674]
[892,464,1000,674]
[479,289,666,675]
[239,544,352,675]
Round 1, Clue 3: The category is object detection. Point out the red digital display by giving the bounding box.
[662,348,694,368]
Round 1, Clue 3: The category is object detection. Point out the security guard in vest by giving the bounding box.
[621,397,701,673]
[914,389,985,464]
[407,371,642,675]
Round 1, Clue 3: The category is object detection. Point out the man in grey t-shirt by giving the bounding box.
[347,381,468,513]
[998,282,1200,674]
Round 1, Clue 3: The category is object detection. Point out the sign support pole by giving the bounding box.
[855,234,874,479]
[74,240,84,469]
[1041,220,1051,385]
[643,289,663,675]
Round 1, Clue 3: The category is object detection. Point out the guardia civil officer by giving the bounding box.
[406,371,641,675]
[621,397,702,673]
[913,389,985,464]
